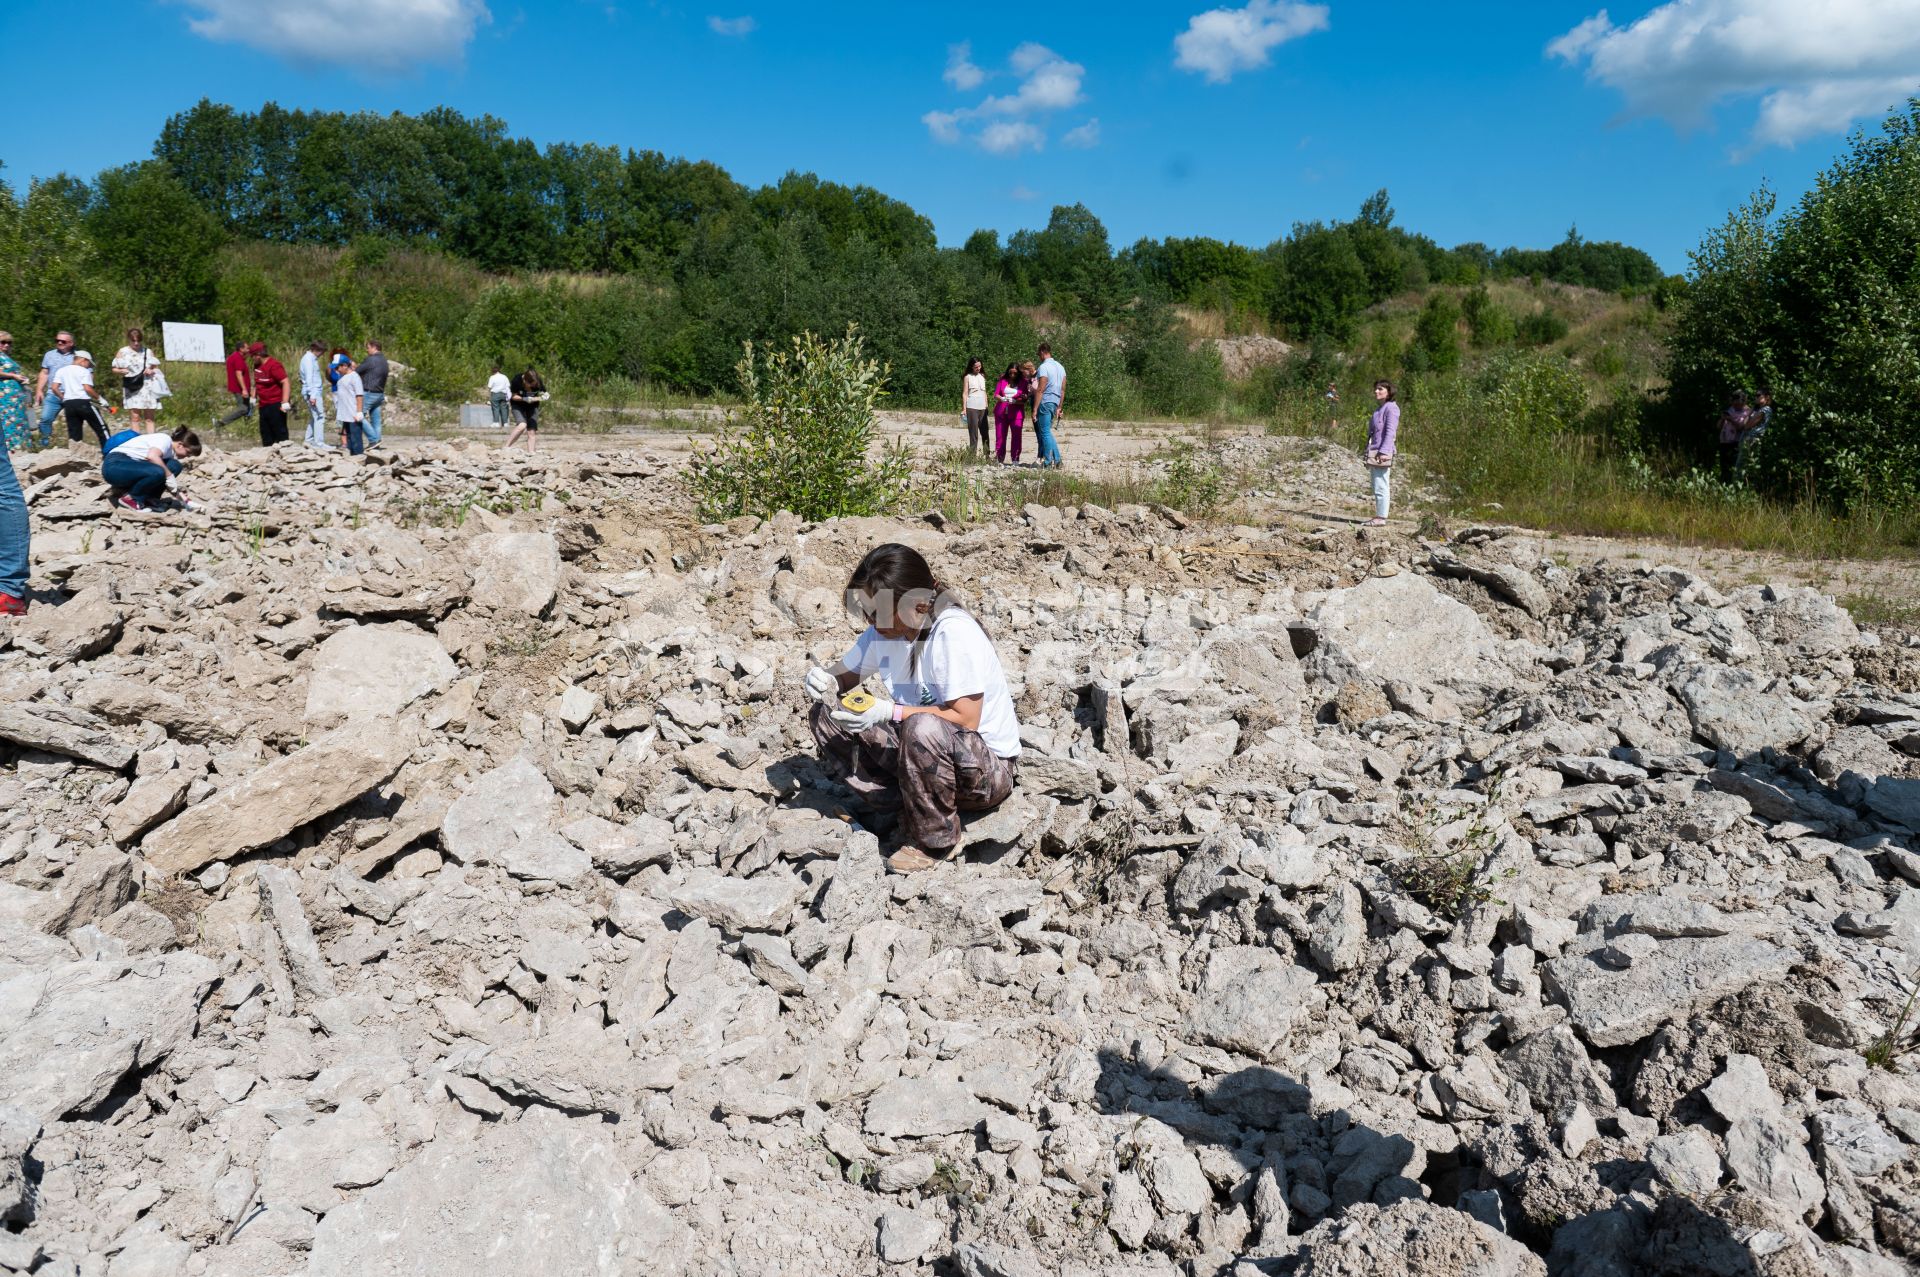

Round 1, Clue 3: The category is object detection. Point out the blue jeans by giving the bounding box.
[103,452,168,506]
[37,396,61,446]
[1369,465,1391,519]
[305,394,328,447]
[0,435,27,599]
[344,420,366,455]
[362,392,384,447]
[1034,402,1063,467]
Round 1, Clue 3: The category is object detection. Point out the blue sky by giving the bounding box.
[4,0,1917,272]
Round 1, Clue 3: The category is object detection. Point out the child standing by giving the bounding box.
[52,351,112,446]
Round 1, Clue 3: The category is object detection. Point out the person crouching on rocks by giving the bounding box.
[803,543,1021,873]
[104,427,201,512]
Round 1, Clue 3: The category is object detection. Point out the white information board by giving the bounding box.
[161,321,227,363]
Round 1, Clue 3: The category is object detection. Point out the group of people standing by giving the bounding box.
[960,343,1065,467]
[219,338,390,455]
[0,328,173,451]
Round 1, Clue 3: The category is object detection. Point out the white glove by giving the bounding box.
[803,666,839,703]
[830,694,896,733]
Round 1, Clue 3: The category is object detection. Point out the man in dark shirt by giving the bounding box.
[252,347,290,447]
[216,342,261,427]
[358,341,391,450]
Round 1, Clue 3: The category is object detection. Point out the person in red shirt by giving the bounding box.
[251,347,289,447]
[215,342,261,428]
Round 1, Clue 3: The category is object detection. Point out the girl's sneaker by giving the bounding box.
[0,593,26,616]
[118,495,144,511]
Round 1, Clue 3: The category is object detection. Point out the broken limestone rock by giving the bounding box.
[306,1110,684,1276]
[304,623,457,725]
[466,532,562,616]
[440,757,589,886]
[142,718,417,876]
[1542,933,1794,1048]
[0,951,219,1120]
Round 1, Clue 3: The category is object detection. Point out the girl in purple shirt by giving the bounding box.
[1366,379,1398,526]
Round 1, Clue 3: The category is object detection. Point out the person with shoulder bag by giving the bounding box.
[113,328,166,433]
[1365,378,1398,526]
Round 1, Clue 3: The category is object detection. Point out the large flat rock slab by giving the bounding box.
[307,1112,685,1276]
[141,718,417,875]
[1543,933,1794,1048]
[304,623,457,726]
[0,952,220,1120]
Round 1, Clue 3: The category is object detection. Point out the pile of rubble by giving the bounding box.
[1,437,1917,1277]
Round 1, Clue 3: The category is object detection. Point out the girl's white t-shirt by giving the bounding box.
[841,610,1021,758]
[110,434,174,462]
[487,372,511,395]
[963,373,988,410]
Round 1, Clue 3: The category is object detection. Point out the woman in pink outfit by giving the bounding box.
[993,362,1026,465]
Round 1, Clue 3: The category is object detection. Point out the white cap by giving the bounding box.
[73,350,93,362]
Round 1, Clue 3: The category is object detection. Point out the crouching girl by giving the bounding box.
[804,543,1021,873]
[104,427,201,512]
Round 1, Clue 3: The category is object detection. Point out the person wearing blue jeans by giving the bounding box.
[103,428,201,511]
[1033,343,1066,468]
[33,332,76,447]
[299,341,329,449]
[358,341,390,448]
[0,433,29,613]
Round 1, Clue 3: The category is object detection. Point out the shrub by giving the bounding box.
[685,326,911,523]
[1479,350,1588,439]
[1515,308,1570,346]
[1412,293,1462,373]
[1461,286,1515,347]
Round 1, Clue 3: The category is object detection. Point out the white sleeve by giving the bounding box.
[922,617,990,703]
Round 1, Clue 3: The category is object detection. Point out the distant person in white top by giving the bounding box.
[1033,342,1066,468]
[487,363,512,427]
[334,357,368,455]
[111,327,163,432]
[803,543,1019,874]
[52,350,111,446]
[960,356,989,456]
[298,340,328,448]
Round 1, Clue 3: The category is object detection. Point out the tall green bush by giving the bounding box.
[1665,99,1920,511]
[1411,293,1462,373]
[685,326,910,523]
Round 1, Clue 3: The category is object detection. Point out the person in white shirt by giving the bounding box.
[52,351,111,446]
[487,363,512,428]
[298,341,328,448]
[960,356,989,456]
[803,543,1020,873]
[334,357,367,455]
[103,427,201,512]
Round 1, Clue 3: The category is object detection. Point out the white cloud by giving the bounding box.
[944,42,985,91]
[979,121,1045,154]
[923,42,1086,151]
[172,0,489,69]
[1550,0,1920,150]
[921,110,963,144]
[708,14,756,36]
[1173,0,1329,84]
[1062,118,1102,148]
[1010,184,1039,200]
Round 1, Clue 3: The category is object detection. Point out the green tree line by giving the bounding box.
[0,100,1674,412]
